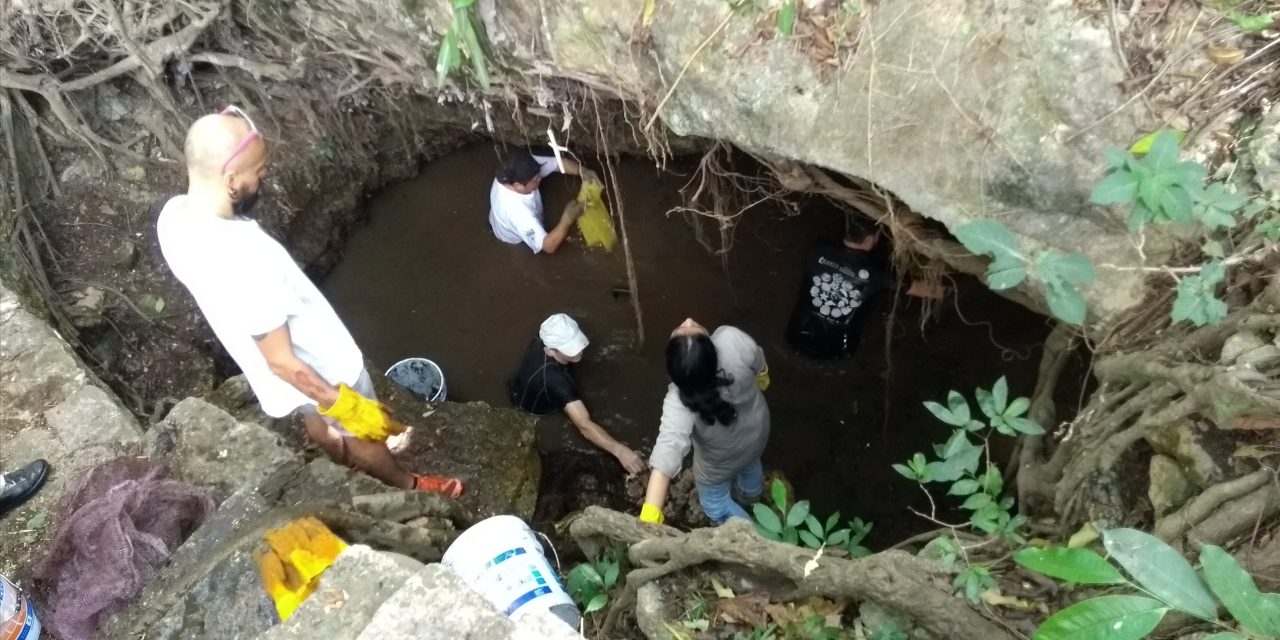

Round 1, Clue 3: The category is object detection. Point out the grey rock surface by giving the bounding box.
[148,397,300,500]
[1148,454,1195,517]
[354,564,581,640]
[0,283,145,579]
[256,545,423,640]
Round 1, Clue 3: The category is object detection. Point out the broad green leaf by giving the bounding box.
[1145,130,1182,173]
[1041,251,1097,285]
[949,479,980,496]
[753,503,782,534]
[980,465,1003,496]
[1172,261,1228,327]
[799,530,822,548]
[805,514,824,538]
[826,528,850,546]
[891,463,915,480]
[1202,239,1226,258]
[1033,595,1169,640]
[450,0,476,7]
[1129,129,1185,154]
[939,429,975,460]
[1104,147,1131,169]
[992,376,1008,414]
[987,253,1028,290]
[1091,169,1140,205]
[1229,10,1274,32]
[786,500,811,528]
[783,527,799,546]
[1201,544,1280,636]
[826,511,841,533]
[776,0,796,35]
[922,400,961,426]
[927,439,982,482]
[771,478,788,512]
[955,220,1022,260]
[585,592,608,613]
[962,493,993,510]
[1014,547,1125,584]
[946,391,971,424]
[975,387,996,419]
[1004,396,1029,418]
[1007,416,1047,436]
[1045,280,1087,326]
[602,560,620,588]
[1102,528,1218,620]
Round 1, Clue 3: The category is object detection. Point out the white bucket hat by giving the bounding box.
[540,313,589,357]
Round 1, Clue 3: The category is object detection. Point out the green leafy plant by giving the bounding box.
[565,547,622,614]
[1227,9,1274,33]
[954,220,1095,325]
[953,565,998,605]
[752,479,873,555]
[436,0,490,89]
[1015,527,1280,639]
[1091,130,1213,229]
[868,621,907,640]
[893,377,1036,541]
[1171,260,1228,327]
[776,0,797,35]
[726,0,762,14]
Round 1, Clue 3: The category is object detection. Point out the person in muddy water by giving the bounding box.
[156,106,463,498]
[639,319,771,525]
[489,148,599,254]
[786,213,943,359]
[510,313,647,474]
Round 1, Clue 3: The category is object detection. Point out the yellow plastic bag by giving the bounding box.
[576,180,617,252]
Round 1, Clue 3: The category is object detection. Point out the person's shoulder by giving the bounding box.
[712,325,757,349]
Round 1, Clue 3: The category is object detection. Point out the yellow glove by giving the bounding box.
[639,503,664,524]
[755,366,771,391]
[257,517,348,621]
[318,384,406,442]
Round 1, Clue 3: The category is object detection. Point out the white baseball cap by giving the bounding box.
[540,313,589,357]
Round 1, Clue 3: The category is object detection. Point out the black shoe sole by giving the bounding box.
[0,462,50,522]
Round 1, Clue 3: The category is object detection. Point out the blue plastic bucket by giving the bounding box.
[1,574,41,640]
[385,358,447,402]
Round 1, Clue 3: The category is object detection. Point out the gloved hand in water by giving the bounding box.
[318,384,406,442]
[639,503,664,525]
[257,517,348,621]
[755,366,771,392]
[579,168,601,184]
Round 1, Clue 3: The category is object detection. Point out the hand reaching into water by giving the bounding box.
[615,446,646,475]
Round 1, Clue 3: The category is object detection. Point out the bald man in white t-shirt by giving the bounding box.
[488,149,598,254]
[156,107,461,497]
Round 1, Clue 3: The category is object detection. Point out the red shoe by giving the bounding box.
[414,474,463,498]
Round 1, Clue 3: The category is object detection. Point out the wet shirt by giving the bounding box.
[648,326,771,486]
[509,339,580,415]
[488,154,561,252]
[785,242,890,359]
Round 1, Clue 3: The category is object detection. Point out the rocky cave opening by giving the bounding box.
[318,140,1083,544]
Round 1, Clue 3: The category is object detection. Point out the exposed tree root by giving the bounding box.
[1156,469,1275,543]
[568,507,1018,640]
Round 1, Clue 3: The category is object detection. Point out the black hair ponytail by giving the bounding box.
[666,334,737,426]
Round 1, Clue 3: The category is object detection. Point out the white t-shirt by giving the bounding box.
[488,155,561,252]
[156,196,364,417]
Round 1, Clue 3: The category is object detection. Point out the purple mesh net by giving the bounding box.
[33,458,215,640]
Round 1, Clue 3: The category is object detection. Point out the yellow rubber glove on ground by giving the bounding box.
[639,503,664,524]
[318,384,406,442]
[755,366,771,391]
[257,517,348,621]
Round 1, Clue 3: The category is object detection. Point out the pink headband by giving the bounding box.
[219,105,261,174]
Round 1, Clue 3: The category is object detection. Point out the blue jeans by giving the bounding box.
[697,459,764,525]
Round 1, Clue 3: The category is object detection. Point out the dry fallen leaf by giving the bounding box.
[716,594,771,627]
[710,577,735,599]
[1233,444,1280,460]
[981,589,1043,611]
[1227,414,1280,430]
[1207,44,1246,65]
[1067,522,1100,549]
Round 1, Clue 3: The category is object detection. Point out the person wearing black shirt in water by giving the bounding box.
[510,313,646,474]
[786,215,941,358]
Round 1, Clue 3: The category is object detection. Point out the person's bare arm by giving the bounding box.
[564,401,645,474]
[643,470,671,512]
[254,324,340,407]
[540,201,584,254]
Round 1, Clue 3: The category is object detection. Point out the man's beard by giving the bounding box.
[233,188,262,219]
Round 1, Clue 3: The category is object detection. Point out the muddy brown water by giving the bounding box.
[323,142,1057,544]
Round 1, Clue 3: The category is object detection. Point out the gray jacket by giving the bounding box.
[648,326,770,485]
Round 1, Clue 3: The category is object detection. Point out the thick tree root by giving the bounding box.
[569,507,1018,640]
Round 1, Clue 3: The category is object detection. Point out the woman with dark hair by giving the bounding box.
[639,318,771,525]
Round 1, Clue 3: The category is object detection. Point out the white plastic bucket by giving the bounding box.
[0,575,41,640]
[442,515,580,630]
[384,358,447,402]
